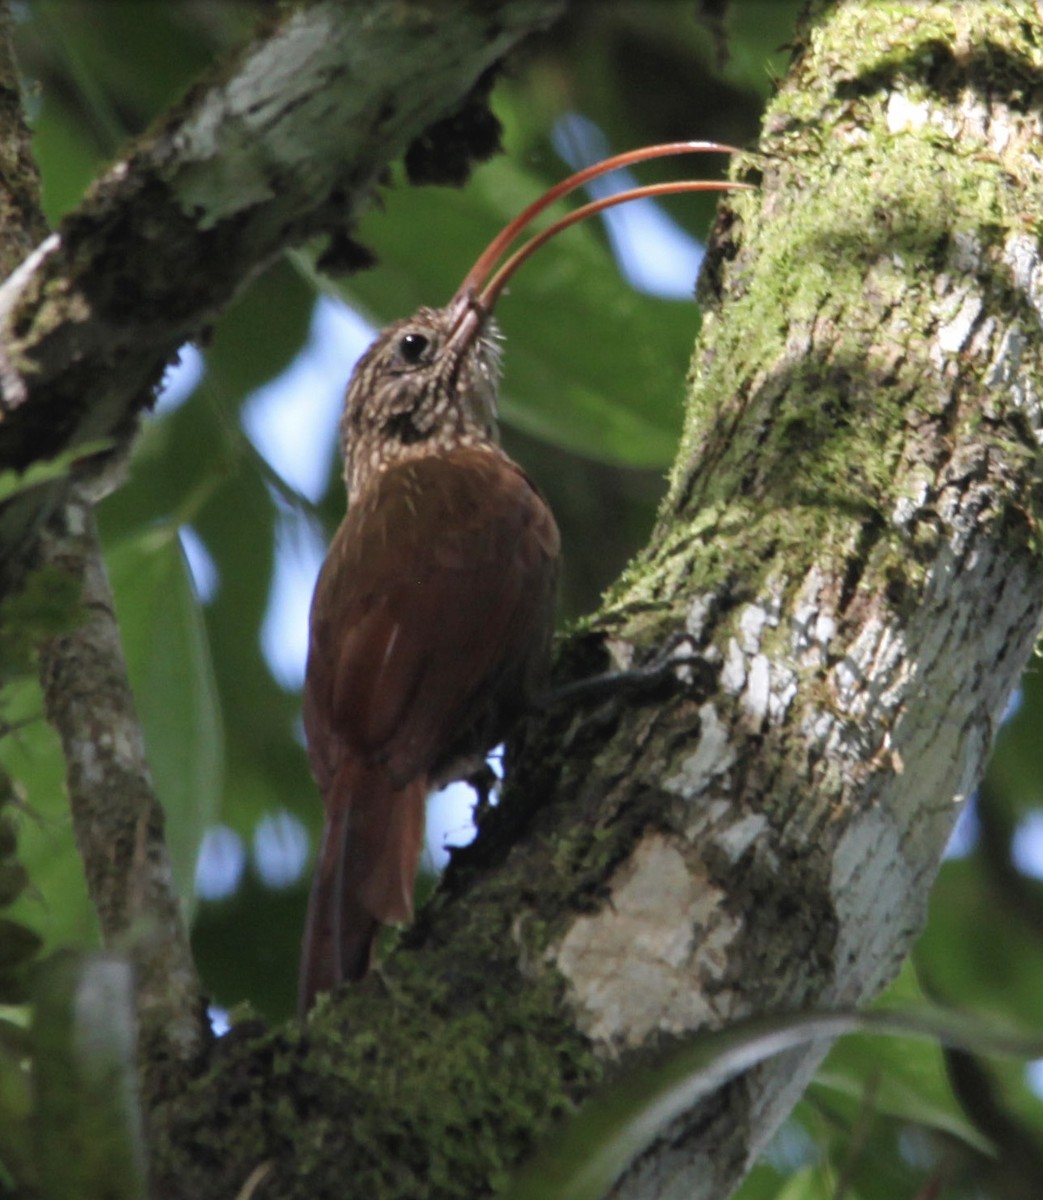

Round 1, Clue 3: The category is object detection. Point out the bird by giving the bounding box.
[298,140,746,1013]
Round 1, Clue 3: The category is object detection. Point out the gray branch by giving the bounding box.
[36,492,207,1091]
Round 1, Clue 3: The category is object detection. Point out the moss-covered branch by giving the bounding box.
[0,2,45,276]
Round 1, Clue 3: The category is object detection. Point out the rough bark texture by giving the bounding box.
[5,0,1043,1198]
[36,493,208,1094]
[580,1,1043,1190]
[0,4,45,276]
[144,2,1043,1199]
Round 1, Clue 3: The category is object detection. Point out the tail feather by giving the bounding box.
[298,760,426,1014]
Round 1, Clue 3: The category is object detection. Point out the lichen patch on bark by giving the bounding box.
[551,833,735,1048]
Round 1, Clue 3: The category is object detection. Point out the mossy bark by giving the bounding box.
[0,4,45,276]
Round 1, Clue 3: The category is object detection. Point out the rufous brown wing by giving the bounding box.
[298,448,559,1011]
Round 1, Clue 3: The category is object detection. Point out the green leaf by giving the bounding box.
[0,920,42,973]
[499,1008,1043,1200]
[809,959,992,1153]
[106,526,224,913]
[0,439,113,505]
[0,676,98,954]
[771,1167,838,1200]
[205,256,316,404]
[720,1,806,98]
[0,1020,33,1192]
[31,952,147,1200]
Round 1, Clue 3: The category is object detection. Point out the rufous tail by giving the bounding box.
[298,759,426,1014]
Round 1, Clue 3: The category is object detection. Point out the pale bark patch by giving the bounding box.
[552,834,739,1048]
[663,703,736,798]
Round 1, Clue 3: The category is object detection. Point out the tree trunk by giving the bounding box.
[4,2,1042,1199]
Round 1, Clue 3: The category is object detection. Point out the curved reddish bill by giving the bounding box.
[478,178,753,310]
[452,140,747,308]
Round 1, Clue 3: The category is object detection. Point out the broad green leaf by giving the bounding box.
[810,960,991,1153]
[190,870,307,1022]
[500,1008,1043,1200]
[810,1066,989,1154]
[771,1166,838,1200]
[0,1021,33,1191]
[106,526,223,911]
[721,1,805,97]
[202,255,317,409]
[1,676,97,953]
[23,0,250,221]
[32,952,146,1200]
[0,440,113,506]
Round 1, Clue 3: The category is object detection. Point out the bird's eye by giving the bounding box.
[398,332,430,365]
